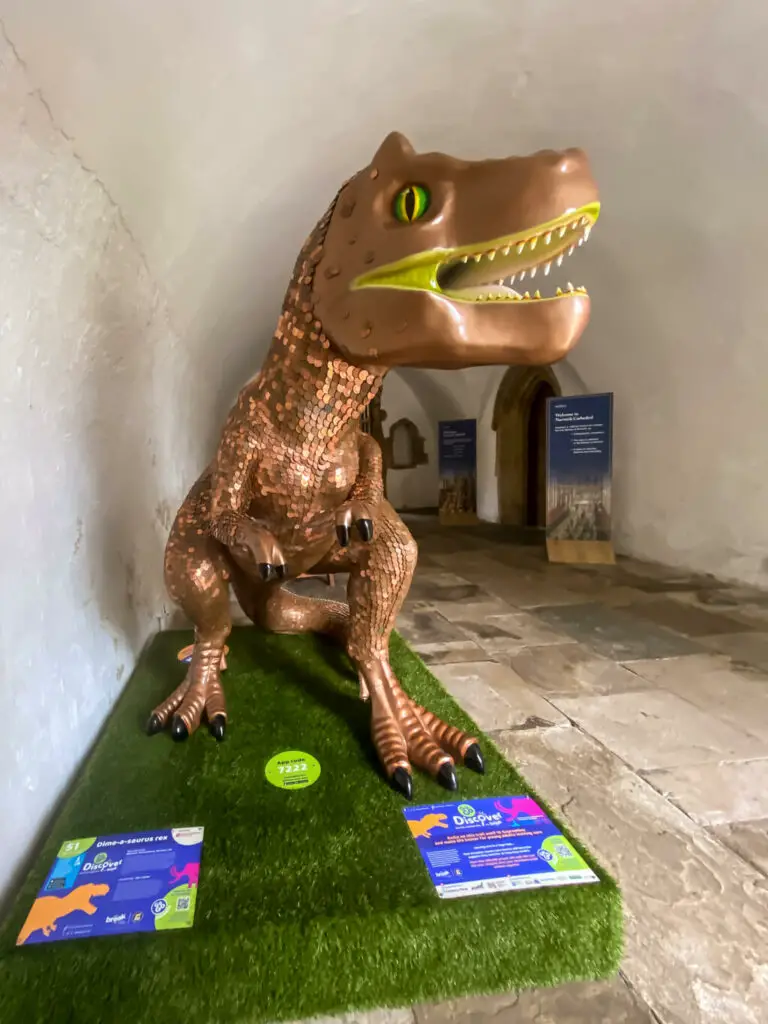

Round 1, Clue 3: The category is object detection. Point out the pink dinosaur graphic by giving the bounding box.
[170,862,200,888]
[494,797,546,823]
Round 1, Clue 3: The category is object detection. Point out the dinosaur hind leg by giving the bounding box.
[343,502,484,798]
[148,477,232,742]
[231,566,350,646]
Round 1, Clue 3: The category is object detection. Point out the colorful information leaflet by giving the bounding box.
[403,796,598,899]
[17,827,204,946]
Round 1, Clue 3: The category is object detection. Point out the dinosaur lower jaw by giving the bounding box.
[352,202,599,304]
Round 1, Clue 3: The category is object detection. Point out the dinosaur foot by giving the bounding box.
[363,663,483,800]
[147,647,228,742]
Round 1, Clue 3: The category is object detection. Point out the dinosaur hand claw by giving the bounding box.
[336,502,376,547]
[232,520,286,581]
[356,518,374,542]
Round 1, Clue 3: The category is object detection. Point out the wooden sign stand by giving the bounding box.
[546,538,615,565]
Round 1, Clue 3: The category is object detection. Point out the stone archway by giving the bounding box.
[492,366,561,527]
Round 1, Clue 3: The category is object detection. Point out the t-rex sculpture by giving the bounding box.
[148,132,599,799]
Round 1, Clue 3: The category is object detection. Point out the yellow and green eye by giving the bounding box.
[393,184,430,223]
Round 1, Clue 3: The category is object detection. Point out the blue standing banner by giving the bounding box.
[545,393,614,562]
[438,419,478,523]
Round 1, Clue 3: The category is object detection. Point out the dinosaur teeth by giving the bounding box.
[487,250,496,260]
[544,262,551,276]
[544,232,552,245]
[529,238,537,251]
[556,287,563,296]
[559,225,567,238]
[516,242,525,255]
[556,254,564,267]
[530,266,537,279]
[583,225,591,241]
[501,245,511,256]
[533,290,541,299]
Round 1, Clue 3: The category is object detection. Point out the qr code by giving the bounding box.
[176,895,191,912]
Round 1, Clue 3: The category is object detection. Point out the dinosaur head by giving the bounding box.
[84,883,110,911]
[314,132,599,370]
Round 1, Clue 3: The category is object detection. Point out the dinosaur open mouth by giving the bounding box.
[352,202,599,304]
[435,204,598,303]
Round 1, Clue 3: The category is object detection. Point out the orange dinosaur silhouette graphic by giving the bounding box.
[17,883,110,945]
[408,812,449,839]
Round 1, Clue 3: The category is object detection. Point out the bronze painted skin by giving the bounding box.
[149,132,600,799]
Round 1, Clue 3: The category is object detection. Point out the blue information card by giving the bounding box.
[17,827,204,945]
[403,796,598,899]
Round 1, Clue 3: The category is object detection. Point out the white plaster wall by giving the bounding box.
[0,34,181,906]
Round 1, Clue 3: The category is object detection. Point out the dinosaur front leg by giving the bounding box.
[335,432,381,547]
[345,504,484,799]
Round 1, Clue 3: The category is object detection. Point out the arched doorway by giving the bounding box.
[493,366,561,528]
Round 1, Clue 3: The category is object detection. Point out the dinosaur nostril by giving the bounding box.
[556,148,586,174]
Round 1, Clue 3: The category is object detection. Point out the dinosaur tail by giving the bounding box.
[170,866,181,882]
[16,921,34,946]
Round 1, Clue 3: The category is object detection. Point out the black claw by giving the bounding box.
[275,563,288,580]
[208,715,226,742]
[171,716,189,743]
[336,524,350,548]
[357,518,374,542]
[258,562,275,582]
[391,767,413,800]
[464,742,485,775]
[146,713,164,736]
[438,762,458,791]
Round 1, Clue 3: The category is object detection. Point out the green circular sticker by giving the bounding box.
[265,750,321,791]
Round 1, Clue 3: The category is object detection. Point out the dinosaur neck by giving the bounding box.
[256,311,384,447]
[253,182,384,446]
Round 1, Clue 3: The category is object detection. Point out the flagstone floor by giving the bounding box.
[289,516,768,1024]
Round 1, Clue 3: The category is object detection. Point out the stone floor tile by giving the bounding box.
[712,819,768,876]
[418,642,493,666]
[407,572,493,606]
[453,565,588,610]
[396,607,470,648]
[552,689,768,770]
[434,599,520,622]
[506,643,649,698]
[495,725,768,1024]
[414,977,656,1024]
[282,1009,414,1024]
[615,559,727,592]
[643,759,768,826]
[698,631,768,672]
[449,612,570,655]
[429,661,568,732]
[621,596,752,637]
[534,602,704,660]
[625,654,768,743]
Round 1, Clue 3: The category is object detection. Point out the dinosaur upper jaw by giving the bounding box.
[351,202,599,305]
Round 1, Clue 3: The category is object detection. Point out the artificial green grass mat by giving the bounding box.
[0,627,622,1024]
